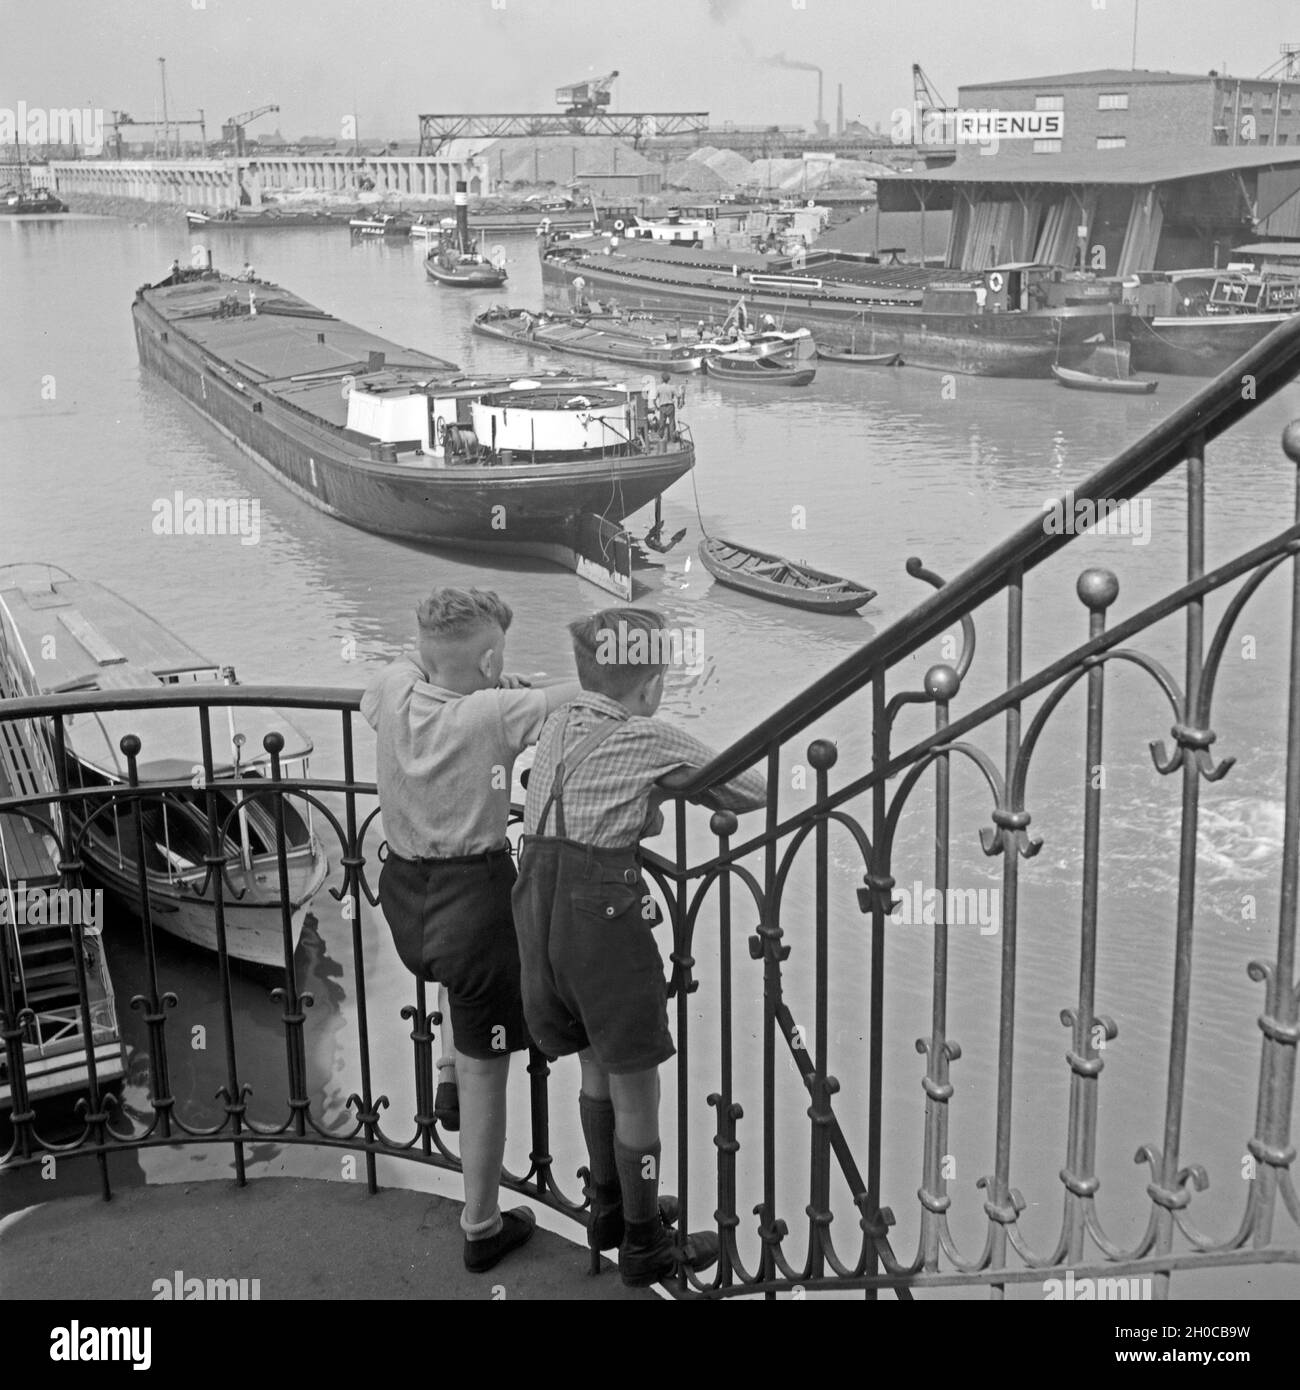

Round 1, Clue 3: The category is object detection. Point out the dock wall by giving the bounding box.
[45,154,494,210]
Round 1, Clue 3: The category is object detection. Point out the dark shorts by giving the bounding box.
[511,834,674,1075]
[377,849,529,1059]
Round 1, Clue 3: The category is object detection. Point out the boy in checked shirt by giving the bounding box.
[363,587,578,1273]
[511,607,767,1286]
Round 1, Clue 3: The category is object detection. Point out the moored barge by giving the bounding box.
[131,261,693,595]
[541,243,1131,378]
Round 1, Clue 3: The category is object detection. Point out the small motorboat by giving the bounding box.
[1051,364,1158,394]
[697,537,875,614]
[816,346,902,366]
[2,186,67,215]
[703,352,815,386]
[349,213,412,238]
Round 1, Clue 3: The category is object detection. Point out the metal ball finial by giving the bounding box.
[1282,420,1300,468]
[924,664,960,701]
[710,810,738,837]
[1076,568,1119,611]
[807,739,838,770]
[119,733,142,758]
[263,730,285,755]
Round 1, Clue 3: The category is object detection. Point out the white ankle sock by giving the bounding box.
[461,1208,503,1241]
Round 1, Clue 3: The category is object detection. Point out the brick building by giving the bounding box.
[877,66,1300,272]
[954,68,1300,167]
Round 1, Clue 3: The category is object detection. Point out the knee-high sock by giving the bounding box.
[614,1136,662,1226]
[579,1093,618,1198]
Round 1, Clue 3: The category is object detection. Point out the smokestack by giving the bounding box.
[454,179,469,250]
[837,82,844,136]
[817,69,823,126]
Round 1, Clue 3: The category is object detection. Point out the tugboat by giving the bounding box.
[132,254,692,596]
[0,564,329,972]
[0,143,67,216]
[425,181,508,288]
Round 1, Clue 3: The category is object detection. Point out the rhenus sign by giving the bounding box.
[942,110,1064,142]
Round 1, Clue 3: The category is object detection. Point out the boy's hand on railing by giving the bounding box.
[497,673,532,688]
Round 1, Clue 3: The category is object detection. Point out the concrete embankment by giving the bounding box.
[62,192,188,225]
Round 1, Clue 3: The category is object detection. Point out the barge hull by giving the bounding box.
[541,259,1123,378]
[131,294,691,574]
[1128,313,1294,376]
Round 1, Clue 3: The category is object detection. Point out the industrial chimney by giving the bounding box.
[814,67,829,138]
[454,179,469,251]
[836,82,844,137]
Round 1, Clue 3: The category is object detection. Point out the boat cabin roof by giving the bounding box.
[0,565,312,782]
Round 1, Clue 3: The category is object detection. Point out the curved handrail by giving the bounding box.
[661,310,1300,794]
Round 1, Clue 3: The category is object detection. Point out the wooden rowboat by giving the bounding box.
[697,537,876,614]
[1051,364,1158,394]
[703,353,815,386]
[816,346,902,366]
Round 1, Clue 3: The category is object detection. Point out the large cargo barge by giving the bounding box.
[131,263,694,595]
[540,243,1132,378]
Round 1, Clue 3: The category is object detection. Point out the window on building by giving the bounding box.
[1098,93,1129,110]
[1096,135,1127,149]
[1033,138,1063,153]
[1241,91,1254,107]
[1035,95,1064,111]
[1213,125,1230,145]
[1280,132,1290,145]
[1260,132,1271,145]
[1282,96,1293,112]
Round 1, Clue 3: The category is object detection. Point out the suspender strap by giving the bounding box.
[537,715,622,838]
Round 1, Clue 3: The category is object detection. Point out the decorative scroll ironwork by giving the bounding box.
[4,320,1300,1298]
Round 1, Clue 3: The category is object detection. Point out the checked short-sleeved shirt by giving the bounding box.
[522,691,767,848]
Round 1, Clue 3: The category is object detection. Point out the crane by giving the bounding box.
[222,104,280,157]
[110,109,207,158]
[1259,43,1300,82]
[556,71,618,115]
[911,63,948,119]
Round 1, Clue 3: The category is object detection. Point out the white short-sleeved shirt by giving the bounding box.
[361,654,549,859]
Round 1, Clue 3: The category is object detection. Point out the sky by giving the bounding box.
[3,0,1299,141]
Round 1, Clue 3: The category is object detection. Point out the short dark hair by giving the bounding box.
[416,588,512,639]
[569,607,667,699]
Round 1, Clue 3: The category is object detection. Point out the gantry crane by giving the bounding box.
[555,71,619,115]
[110,109,207,158]
[911,63,949,121]
[221,104,280,157]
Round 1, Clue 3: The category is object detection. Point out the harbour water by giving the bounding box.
[2,215,1297,1297]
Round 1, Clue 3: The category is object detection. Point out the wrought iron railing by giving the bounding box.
[3,316,1300,1299]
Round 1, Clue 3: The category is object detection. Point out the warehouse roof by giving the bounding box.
[878,146,1300,209]
[958,68,1290,91]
